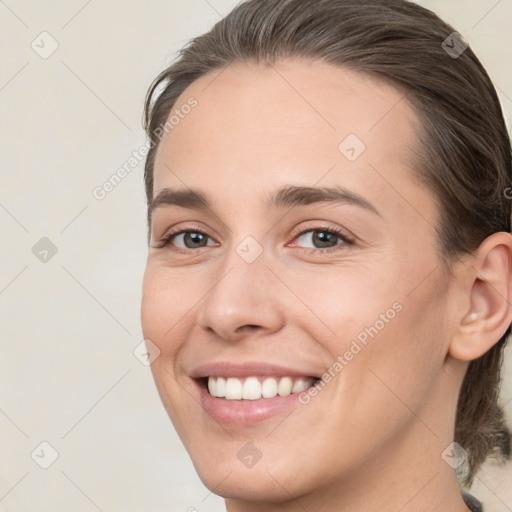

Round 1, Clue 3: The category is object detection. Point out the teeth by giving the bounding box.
[261,377,277,398]
[225,377,242,400]
[242,377,261,400]
[216,377,226,397]
[277,376,293,396]
[292,378,311,393]
[207,376,315,400]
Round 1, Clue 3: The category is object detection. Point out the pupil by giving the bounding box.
[186,232,206,248]
[314,231,336,248]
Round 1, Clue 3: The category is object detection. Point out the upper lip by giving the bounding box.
[190,362,322,379]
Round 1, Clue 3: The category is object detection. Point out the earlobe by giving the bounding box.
[449,232,512,362]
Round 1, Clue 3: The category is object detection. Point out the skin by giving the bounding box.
[140,59,512,512]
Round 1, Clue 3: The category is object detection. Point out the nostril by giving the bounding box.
[235,325,261,334]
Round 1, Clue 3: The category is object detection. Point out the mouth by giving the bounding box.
[190,362,324,425]
[201,375,321,400]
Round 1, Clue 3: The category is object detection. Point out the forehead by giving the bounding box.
[153,59,436,225]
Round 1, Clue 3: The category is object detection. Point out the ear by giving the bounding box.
[449,232,512,361]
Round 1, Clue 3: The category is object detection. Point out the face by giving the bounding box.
[141,60,456,503]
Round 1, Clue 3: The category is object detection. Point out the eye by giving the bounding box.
[291,227,353,251]
[153,225,354,252]
[156,229,216,250]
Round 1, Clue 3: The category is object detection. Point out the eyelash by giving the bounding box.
[155,225,354,254]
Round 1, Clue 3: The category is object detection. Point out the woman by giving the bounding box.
[140,0,512,510]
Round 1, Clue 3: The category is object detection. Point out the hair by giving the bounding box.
[142,0,511,486]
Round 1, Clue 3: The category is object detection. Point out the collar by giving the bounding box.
[462,491,483,512]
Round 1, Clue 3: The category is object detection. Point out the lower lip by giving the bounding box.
[194,380,306,426]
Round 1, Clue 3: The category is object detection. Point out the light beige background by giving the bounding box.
[0,1,511,511]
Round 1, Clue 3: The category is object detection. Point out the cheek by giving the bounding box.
[141,270,198,444]
[141,264,198,354]
[299,262,448,414]
[340,275,449,420]
[140,265,208,423]
[288,264,400,344]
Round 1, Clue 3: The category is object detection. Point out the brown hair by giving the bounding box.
[142,0,511,486]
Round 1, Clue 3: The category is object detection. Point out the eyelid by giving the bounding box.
[153,221,355,252]
[287,227,354,255]
[288,222,355,244]
[152,223,216,249]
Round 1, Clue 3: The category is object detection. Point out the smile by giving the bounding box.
[206,376,318,400]
[190,362,323,425]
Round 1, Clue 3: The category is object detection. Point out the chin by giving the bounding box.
[186,440,324,504]
[195,464,305,503]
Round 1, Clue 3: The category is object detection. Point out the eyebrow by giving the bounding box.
[149,185,381,217]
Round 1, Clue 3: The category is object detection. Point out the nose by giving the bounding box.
[196,249,286,342]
